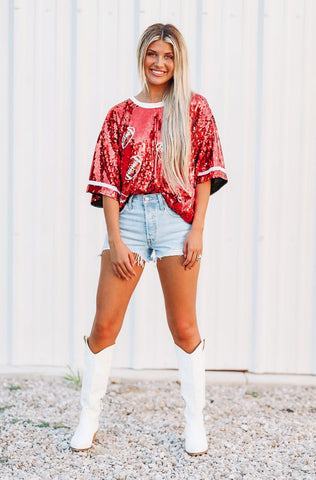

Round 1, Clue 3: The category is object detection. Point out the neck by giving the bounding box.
[137,86,168,103]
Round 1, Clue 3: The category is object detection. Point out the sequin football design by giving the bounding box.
[87,93,228,223]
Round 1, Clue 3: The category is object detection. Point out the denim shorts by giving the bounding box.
[101,193,191,265]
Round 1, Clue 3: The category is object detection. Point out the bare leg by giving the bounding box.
[157,254,207,455]
[156,255,201,353]
[88,250,144,353]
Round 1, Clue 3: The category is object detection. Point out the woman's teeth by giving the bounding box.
[151,70,166,76]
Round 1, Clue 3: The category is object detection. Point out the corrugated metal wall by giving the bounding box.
[1,0,315,374]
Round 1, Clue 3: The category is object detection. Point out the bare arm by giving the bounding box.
[102,196,136,279]
[182,180,211,269]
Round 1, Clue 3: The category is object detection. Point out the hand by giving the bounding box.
[109,239,137,280]
[182,227,203,270]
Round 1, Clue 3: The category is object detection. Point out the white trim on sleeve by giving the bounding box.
[197,166,227,177]
[88,180,121,195]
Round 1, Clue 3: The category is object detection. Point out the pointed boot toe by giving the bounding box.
[184,418,208,455]
[70,409,99,451]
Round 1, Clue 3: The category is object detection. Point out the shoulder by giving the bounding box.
[190,92,211,109]
[99,99,135,133]
[189,93,213,120]
[106,98,133,116]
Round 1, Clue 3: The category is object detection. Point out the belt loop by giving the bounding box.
[129,194,134,210]
[125,195,133,211]
[158,193,164,210]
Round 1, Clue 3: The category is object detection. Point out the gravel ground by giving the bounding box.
[0,375,315,480]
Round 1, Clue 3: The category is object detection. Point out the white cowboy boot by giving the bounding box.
[70,336,115,451]
[175,339,208,455]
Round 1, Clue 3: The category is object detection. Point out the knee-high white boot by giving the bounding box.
[70,336,115,451]
[174,339,208,455]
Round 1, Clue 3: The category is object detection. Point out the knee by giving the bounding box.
[92,311,121,342]
[171,318,198,344]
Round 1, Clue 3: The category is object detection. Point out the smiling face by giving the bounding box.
[144,39,175,89]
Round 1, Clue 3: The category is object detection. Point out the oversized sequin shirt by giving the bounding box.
[87,93,228,223]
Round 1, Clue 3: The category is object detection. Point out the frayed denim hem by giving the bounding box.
[155,249,184,261]
[97,248,184,267]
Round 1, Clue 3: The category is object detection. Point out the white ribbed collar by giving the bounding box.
[129,96,164,108]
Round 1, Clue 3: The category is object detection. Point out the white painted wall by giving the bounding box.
[1,0,315,374]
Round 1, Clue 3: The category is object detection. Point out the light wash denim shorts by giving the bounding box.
[101,193,191,265]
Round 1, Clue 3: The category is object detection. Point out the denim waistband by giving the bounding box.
[125,193,165,211]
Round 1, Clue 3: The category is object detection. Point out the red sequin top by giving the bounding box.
[87,93,227,223]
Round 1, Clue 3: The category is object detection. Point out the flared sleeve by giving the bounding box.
[86,108,121,207]
[192,95,228,195]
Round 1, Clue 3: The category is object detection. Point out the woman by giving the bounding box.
[70,23,227,456]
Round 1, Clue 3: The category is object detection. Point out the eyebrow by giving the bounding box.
[147,48,174,55]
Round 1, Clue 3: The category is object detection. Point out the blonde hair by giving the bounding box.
[136,24,192,193]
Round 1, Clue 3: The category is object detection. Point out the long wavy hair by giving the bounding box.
[136,23,192,193]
